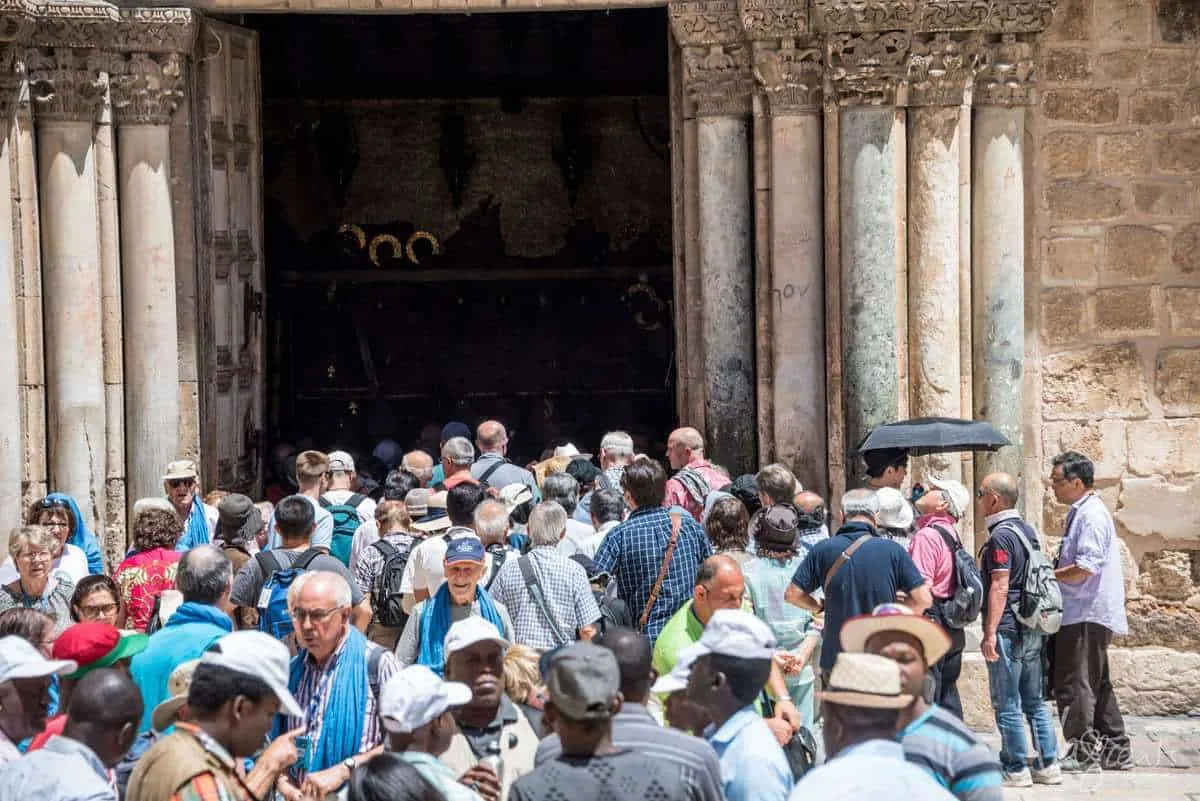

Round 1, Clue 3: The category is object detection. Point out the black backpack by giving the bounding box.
[931,524,984,628]
[371,538,415,629]
[593,590,633,634]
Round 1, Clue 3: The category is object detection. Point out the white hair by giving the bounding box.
[473,499,510,542]
[528,501,568,548]
[442,437,475,466]
[134,496,175,519]
[841,488,880,520]
[287,569,352,608]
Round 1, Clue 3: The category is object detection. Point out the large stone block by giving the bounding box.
[1118,477,1200,541]
[1040,289,1089,345]
[1102,225,1168,282]
[1045,236,1098,283]
[1043,89,1121,124]
[1041,419,1128,481]
[1174,223,1200,274]
[1156,347,1200,415]
[1097,132,1150,176]
[1127,419,1200,476]
[1045,180,1125,221]
[1042,343,1150,419]
[1142,48,1196,85]
[1159,0,1200,43]
[1166,287,1200,335]
[1042,48,1092,82]
[1043,131,1092,177]
[1094,286,1160,337]
[1119,599,1200,650]
[1158,131,1200,173]
[1138,550,1194,601]
[1109,646,1200,715]
[1049,0,1092,41]
[1095,0,1153,42]
[1097,49,1144,82]
[1131,180,1193,216]
[1130,90,1178,125]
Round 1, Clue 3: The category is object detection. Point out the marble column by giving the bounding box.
[972,41,1032,485]
[111,52,183,508]
[29,48,108,530]
[754,40,826,494]
[685,44,756,473]
[0,53,24,537]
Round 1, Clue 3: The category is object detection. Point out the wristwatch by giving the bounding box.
[343,756,358,773]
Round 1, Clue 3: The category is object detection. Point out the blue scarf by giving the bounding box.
[47,493,103,575]
[285,627,370,774]
[177,495,212,552]
[165,600,234,632]
[418,582,506,677]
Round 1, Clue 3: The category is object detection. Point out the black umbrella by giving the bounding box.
[857,417,1011,456]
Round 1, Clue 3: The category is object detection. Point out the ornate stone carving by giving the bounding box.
[669,0,743,47]
[813,0,1054,33]
[987,0,1054,33]
[110,51,182,124]
[30,1,119,50]
[814,0,916,32]
[753,39,823,112]
[905,32,980,106]
[26,46,107,121]
[827,30,910,105]
[974,33,1035,106]
[917,0,991,31]
[114,8,197,54]
[683,43,755,116]
[739,0,808,40]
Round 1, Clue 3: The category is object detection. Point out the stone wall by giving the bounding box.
[1035,0,1200,667]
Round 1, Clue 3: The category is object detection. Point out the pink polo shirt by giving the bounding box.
[908,512,961,600]
[663,459,727,522]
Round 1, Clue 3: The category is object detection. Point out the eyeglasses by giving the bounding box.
[38,498,68,510]
[43,522,69,530]
[79,602,119,619]
[290,606,342,624]
[167,478,196,489]
[16,550,51,563]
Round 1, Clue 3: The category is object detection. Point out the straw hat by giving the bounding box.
[839,602,952,666]
[817,652,913,709]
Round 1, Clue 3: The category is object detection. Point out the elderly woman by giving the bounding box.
[0,635,76,763]
[354,500,416,649]
[113,508,184,632]
[69,575,125,628]
[395,536,513,674]
[0,497,98,586]
[0,527,76,636]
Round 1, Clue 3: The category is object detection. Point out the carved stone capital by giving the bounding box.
[905,32,980,106]
[753,39,823,113]
[974,34,1035,106]
[27,46,107,122]
[684,43,755,117]
[740,0,808,40]
[110,51,182,124]
[670,0,742,47]
[827,30,910,106]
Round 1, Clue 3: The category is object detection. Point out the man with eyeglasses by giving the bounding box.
[163,460,218,552]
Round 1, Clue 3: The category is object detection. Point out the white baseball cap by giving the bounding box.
[929,478,970,519]
[380,665,472,734]
[443,617,510,660]
[0,636,77,683]
[200,631,304,719]
[650,654,696,695]
[676,609,777,667]
[328,450,356,472]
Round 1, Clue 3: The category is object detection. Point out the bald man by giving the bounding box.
[664,427,726,522]
[793,491,831,554]
[471,420,540,500]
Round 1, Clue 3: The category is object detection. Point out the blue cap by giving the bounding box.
[444,536,485,564]
[441,422,472,442]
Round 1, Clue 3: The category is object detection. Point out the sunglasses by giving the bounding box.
[38,498,69,509]
[167,478,196,489]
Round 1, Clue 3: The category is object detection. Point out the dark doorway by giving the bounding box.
[253,10,674,468]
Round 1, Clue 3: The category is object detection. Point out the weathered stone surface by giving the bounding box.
[1045,236,1098,282]
[1185,86,1200,124]
[1102,225,1168,282]
[1048,0,1092,41]
[1156,347,1200,416]
[1042,48,1092,82]
[1042,88,1120,123]
[1042,343,1150,419]
[1142,48,1196,85]
[1159,0,1200,44]
[1094,286,1159,337]
[1097,132,1149,175]
[1097,49,1144,81]
[1174,223,1200,274]
[1045,180,1124,220]
[1119,478,1200,541]
[1132,180,1193,216]
[1166,287,1200,335]
[1110,646,1200,714]
[1041,289,1088,345]
[1127,419,1200,476]
[1139,550,1194,602]
[1094,0,1152,42]
[1129,90,1177,125]
[1043,131,1092,177]
[1042,419,1128,481]
[1158,131,1200,173]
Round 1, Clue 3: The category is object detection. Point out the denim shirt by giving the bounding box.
[0,735,114,801]
[1057,493,1128,634]
[705,706,792,801]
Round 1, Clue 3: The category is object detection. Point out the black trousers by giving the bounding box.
[1053,622,1130,764]
[928,606,966,719]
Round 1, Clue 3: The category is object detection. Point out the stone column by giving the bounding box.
[28,48,108,530]
[753,38,827,494]
[830,31,910,482]
[683,43,756,472]
[111,52,184,507]
[0,46,26,539]
[972,38,1033,485]
[905,35,973,492]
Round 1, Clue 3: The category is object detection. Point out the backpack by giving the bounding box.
[371,538,415,630]
[673,467,713,509]
[1001,520,1064,635]
[256,549,322,643]
[320,493,367,566]
[593,590,633,635]
[930,524,984,628]
[483,544,511,591]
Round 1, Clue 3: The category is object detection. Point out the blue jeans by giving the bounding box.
[986,630,1058,773]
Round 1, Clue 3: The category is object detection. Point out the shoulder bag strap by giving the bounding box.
[930,524,961,553]
[478,458,508,485]
[822,535,869,595]
[372,539,397,558]
[638,513,683,632]
[294,549,322,570]
[518,554,570,646]
[348,493,367,508]
[254,550,281,579]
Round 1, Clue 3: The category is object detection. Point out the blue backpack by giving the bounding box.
[255,549,321,642]
[320,493,367,566]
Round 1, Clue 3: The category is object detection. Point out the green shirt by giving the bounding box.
[652,600,705,680]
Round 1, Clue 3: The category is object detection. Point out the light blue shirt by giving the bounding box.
[265,494,334,551]
[706,706,793,801]
[789,739,957,801]
[1058,493,1127,634]
[0,734,114,801]
[399,751,481,801]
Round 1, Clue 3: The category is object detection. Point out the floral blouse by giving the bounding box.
[0,576,75,636]
[114,547,182,632]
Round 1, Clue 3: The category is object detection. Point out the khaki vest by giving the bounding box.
[442,703,539,801]
[127,728,250,801]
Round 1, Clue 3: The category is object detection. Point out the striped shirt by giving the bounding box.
[900,705,1003,801]
[535,703,723,801]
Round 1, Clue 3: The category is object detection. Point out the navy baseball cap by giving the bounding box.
[444,536,485,564]
[441,422,472,442]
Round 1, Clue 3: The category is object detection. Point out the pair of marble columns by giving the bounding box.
[0,49,184,535]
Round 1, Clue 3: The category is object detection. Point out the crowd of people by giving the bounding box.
[0,419,1134,800]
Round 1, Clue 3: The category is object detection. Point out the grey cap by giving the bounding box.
[545,643,620,722]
